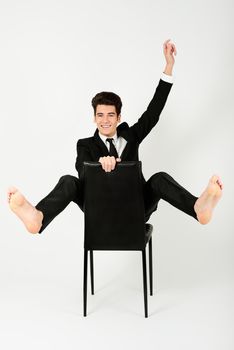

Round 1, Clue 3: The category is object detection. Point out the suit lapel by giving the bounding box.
[117,123,132,160]
[93,129,109,157]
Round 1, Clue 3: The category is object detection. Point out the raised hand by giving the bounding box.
[163,39,177,66]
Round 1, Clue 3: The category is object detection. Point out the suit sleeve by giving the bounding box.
[130,79,173,143]
[75,140,92,178]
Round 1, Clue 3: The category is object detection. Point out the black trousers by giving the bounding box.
[35,172,198,233]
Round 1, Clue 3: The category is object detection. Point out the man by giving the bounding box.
[8,39,223,234]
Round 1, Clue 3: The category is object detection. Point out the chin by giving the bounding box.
[101,130,114,137]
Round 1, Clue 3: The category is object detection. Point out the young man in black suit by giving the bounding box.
[8,40,223,234]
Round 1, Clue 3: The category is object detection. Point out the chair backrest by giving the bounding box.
[83,161,146,250]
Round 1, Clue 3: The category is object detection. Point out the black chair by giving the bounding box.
[83,161,153,318]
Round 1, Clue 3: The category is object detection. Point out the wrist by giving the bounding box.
[164,63,174,76]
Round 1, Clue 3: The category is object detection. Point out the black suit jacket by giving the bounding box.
[75,79,173,181]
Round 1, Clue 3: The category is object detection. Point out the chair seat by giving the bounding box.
[145,223,153,244]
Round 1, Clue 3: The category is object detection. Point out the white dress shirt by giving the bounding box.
[98,132,127,158]
[98,73,173,157]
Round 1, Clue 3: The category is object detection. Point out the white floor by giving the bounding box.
[0,270,233,350]
[1,206,233,350]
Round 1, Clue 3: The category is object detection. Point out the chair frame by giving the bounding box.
[83,233,153,318]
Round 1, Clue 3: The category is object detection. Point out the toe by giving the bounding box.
[215,176,223,190]
[218,179,223,190]
[7,186,18,195]
[211,175,219,184]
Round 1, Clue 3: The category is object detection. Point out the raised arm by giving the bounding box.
[130,39,177,143]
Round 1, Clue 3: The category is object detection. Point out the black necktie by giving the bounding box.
[106,138,119,158]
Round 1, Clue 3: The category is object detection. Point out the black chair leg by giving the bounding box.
[90,250,94,295]
[149,237,153,296]
[83,249,88,317]
[142,249,148,318]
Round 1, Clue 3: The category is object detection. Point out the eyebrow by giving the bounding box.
[97,112,116,115]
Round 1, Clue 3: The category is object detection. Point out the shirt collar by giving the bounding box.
[98,132,118,144]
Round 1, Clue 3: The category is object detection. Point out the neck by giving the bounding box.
[99,131,116,138]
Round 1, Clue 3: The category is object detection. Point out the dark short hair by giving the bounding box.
[91,91,122,116]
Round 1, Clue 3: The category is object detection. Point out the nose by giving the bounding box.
[103,115,110,123]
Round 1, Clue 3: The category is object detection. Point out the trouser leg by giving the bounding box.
[143,172,198,222]
[35,175,83,233]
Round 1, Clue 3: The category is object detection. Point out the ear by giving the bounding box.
[117,114,121,123]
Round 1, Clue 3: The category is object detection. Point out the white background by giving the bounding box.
[0,0,233,349]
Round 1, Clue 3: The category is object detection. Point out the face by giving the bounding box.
[94,104,121,137]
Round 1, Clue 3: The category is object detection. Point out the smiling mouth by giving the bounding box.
[101,125,111,128]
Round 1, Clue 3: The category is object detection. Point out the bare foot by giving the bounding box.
[194,175,223,225]
[8,187,43,234]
